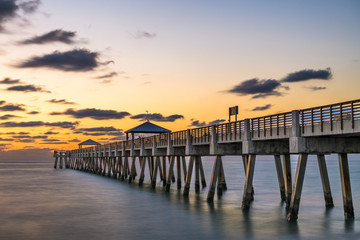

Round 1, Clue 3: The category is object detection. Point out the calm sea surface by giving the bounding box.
[0,155,359,240]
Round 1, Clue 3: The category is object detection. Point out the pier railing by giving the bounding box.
[251,112,292,140]
[300,99,360,134]
[72,99,359,154]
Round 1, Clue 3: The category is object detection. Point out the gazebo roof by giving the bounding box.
[125,121,171,134]
[78,139,101,146]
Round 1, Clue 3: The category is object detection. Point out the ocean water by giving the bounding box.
[0,155,359,240]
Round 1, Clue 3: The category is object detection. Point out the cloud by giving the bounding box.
[69,138,81,143]
[0,114,20,120]
[27,111,39,114]
[41,139,68,144]
[12,135,47,139]
[0,0,41,32]
[76,126,124,137]
[44,131,58,135]
[0,77,21,84]
[51,108,130,120]
[16,49,102,72]
[227,78,282,99]
[133,30,156,39]
[47,99,75,105]
[0,103,25,111]
[95,71,118,79]
[304,86,327,91]
[19,29,77,45]
[130,113,184,122]
[0,121,78,129]
[281,68,332,83]
[6,84,50,93]
[190,119,226,127]
[252,104,272,111]
[0,137,13,141]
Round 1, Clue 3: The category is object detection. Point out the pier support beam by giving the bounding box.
[165,156,175,192]
[338,153,354,220]
[283,154,292,209]
[195,156,200,193]
[242,154,254,200]
[241,154,256,209]
[151,156,160,188]
[183,156,195,196]
[199,156,207,188]
[176,156,182,189]
[274,155,286,201]
[317,154,334,208]
[162,156,167,186]
[287,153,308,222]
[207,155,221,202]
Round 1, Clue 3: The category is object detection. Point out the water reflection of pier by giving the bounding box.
[54,99,360,222]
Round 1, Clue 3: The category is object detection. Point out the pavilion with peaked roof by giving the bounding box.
[78,139,101,149]
[125,121,171,140]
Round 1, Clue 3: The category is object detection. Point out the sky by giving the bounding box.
[0,0,359,159]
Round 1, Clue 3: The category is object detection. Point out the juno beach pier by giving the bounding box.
[54,99,360,222]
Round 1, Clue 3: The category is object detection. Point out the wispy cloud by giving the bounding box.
[0,102,26,111]
[0,0,41,32]
[190,119,226,127]
[94,71,118,79]
[133,30,156,39]
[131,113,184,122]
[0,77,21,84]
[227,78,282,99]
[226,68,331,99]
[16,49,106,72]
[304,86,327,91]
[6,84,50,93]
[19,29,78,45]
[0,114,20,120]
[281,68,332,83]
[47,99,75,105]
[50,108,130,120]
[252,104,272,111]
[0,121,78,129]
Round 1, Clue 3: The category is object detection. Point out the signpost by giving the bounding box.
[229,106,239,122]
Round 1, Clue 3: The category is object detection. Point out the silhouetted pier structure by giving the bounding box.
[54,99,360,222]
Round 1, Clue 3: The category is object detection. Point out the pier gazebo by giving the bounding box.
[78,139,101,149]
[125,121,171,140]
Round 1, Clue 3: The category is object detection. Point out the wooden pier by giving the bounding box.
[54,99,360,222]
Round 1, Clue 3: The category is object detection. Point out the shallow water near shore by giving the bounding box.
[0,155,359,240]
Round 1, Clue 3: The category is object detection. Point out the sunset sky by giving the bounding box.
[0,0,359,159]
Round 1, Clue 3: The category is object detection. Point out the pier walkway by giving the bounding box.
[54,99,360,222]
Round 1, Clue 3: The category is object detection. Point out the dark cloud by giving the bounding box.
[252,104,272,111]
[304,86,327,91]
[0,100,5,105]
[18,0,41,14]
[130,113,184,122]
[95,72,118,79]
[76,126,124,137]
[42,140,68,144]
[16,49,102,72]
[281,68,332,83]
[0,0,18,31]
[69,139,81,143]
[190,119,226,127]
[0,0,41,32]
[78,127,121,132]
[51,108,130,120]
[0,77,21,84]
[0,103,25,111]
[5,131,29,135]
[0,114,20,120]
[227,78,282,99]
[134,30,156,39]
[190,120,206,127]
[27,111,39,114]
[15,139,34,143]
[6,84,50,93]
[0,121,78,129]
[44,131,58,135]
[0,137,13,141]
[109,136,126,141]
[19,29,77,45]
[209,119,226,125]
[47,99,75,105]
[12,135,47,139]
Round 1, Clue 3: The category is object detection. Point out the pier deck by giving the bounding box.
[54,99,360,221]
